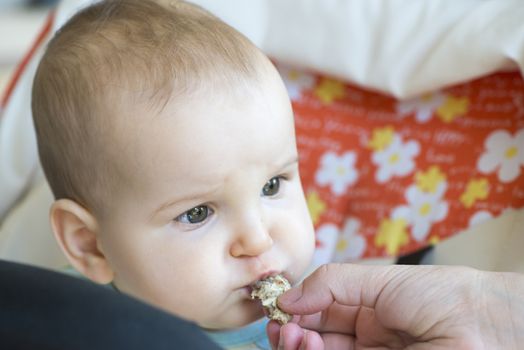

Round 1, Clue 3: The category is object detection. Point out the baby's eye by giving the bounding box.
[176,205,211,224]
[262,177,281,196]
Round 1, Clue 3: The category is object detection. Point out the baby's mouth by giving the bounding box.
[251,269,292,286]
[247,271,293,294]
[249,274,293,324]
[245,285,254,295]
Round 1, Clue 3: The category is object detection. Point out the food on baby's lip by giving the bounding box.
[251,274,292,325]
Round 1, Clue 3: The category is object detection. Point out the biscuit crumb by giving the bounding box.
[251,274,292,325]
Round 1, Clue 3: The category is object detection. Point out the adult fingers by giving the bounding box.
[266,321,280,349]
[301,330,324,350]
[267,321,304,350]
[278,263,408,315]
[267,321,327,350]
[295,304,360,334]
[320,332,355,350]
[275,326,351,350]
[268,320,361,350]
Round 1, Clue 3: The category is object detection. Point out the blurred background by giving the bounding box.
[0,0,522,272]
[0,0,57,94]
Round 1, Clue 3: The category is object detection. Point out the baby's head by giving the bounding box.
[32,0,315,329]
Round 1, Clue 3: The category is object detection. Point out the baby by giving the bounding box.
[31,0,315,349]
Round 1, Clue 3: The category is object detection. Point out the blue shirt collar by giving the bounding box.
[204,318,270,349]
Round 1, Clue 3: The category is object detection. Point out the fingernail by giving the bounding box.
[298,331,308,350]
[279,286,303,305]
[277,326,284,350]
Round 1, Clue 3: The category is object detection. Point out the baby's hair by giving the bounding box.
[32,0,262,217]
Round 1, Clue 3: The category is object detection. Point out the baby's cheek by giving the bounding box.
[300,221,316,269]
[301,232,316,269]
[283,219,315,272]
[158,266,226,321]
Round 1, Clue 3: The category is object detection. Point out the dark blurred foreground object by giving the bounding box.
[396,246,433,265]
[0,259,222,350]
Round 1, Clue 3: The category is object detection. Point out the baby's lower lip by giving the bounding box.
[239,286,253,298]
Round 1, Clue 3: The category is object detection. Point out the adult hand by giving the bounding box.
[267,263,524,349]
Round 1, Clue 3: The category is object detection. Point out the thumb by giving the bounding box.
[278,263,402,315]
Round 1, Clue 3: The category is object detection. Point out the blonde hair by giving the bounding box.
[32,0,262,217]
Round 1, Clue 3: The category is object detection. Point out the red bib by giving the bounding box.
[277,62,524,260]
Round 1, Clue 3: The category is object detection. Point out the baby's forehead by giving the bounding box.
[114,78,291,165]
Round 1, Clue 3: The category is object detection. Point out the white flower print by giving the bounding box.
[312,224,339,268]
[372,136,420,183]
[315,151,358,196]
[276,64,315,101]
[396,92,446,123]
[333,218,366,262]
[392,182,449,241]
[468,210,494,228]
[477,129,524,183]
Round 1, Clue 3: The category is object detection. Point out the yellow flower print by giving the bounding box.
[287,70,300,81]
[460,178,489,208]
[436,96,469,123]
[396,92,446,123]
[336,239,348,252]
[415,166,447,193]
[429,236,440,245]
[306,191,327,225]
[314,78,346,104]
[368,126,395,151]
[375,218,409,256]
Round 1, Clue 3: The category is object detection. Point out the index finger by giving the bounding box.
[278,263,406,315]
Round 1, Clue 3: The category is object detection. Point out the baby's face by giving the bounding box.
[96,67,315,329]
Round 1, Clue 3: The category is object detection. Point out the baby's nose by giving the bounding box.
[229,218,273,257]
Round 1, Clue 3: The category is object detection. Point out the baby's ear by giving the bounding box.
[50,199,114,284]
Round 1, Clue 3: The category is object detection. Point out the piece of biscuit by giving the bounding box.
[251,274,292,325]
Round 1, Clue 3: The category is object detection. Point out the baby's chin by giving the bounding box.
[198,299,265,330]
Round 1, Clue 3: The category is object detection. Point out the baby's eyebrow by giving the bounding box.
[276,155,299,172]
[152,186,220,218]
[151,156,298,218]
